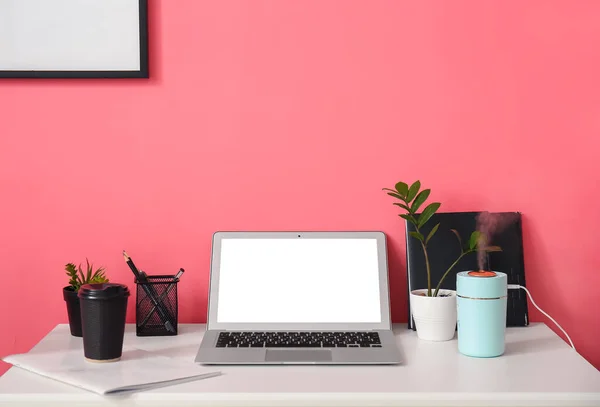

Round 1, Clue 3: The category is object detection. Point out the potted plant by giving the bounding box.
[63,259,109,337]
[383,180,500,341]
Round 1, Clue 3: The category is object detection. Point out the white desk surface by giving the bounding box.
[0,323,599,407]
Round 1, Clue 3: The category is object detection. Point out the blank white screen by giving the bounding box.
[216,238,382,323]
[0,0,140,71]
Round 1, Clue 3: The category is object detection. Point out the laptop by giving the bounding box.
[195,231,402,365]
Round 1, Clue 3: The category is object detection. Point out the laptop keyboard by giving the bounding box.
[216,331,382,348]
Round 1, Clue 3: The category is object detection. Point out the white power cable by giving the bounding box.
[508,284,576,351]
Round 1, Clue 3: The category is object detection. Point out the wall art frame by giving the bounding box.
[0,0,149,78]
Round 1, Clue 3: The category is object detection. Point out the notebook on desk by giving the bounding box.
[406,211,529,330]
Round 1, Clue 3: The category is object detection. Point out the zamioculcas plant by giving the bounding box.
[383,180,501,297]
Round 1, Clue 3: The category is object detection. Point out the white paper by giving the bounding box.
[2,347,220,395]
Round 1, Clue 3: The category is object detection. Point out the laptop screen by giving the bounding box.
[215,238,382,324]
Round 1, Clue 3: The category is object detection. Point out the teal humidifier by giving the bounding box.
[456,271,507,358]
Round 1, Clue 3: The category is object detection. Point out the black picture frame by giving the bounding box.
[0,0,149,79]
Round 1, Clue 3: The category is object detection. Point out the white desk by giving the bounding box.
[0,323,599,407]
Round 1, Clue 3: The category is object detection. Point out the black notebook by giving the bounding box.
[406,211,529,330]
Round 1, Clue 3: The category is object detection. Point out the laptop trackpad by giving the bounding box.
[265,349,332,363]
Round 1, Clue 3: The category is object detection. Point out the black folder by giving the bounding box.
[406,211,529,330]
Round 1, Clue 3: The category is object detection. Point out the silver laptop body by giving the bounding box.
[195,231,401,365]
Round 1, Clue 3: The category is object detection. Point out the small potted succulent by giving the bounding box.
[383,180,501,341]
[63,259,109,337]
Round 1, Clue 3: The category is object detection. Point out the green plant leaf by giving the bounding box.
[469,231,482,250]
[417,202,440,227]
[411,189,430,212]
[406,181,421,202]
[90,267,109,284]
[395,182,409,197]
[387,192,405,201]
[409,231,424,242]
[65,263,77,278]
[425,222,440,244]
[483,246,502,252]
[450,229,462,248]
[92,266,101,279]
[393,202,411,212]
[77,264,85,285]
[65,263,79,289]
[85,258,92,283]
[399,214,417,226]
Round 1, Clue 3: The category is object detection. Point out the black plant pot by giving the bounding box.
[63,286,82,337]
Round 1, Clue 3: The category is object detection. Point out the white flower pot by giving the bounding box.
[410,289,457,341]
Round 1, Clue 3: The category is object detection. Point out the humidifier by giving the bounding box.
[456,270,507,358]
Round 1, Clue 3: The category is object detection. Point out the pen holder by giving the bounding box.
[135,274,179,336]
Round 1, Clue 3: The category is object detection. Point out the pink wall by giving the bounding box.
[1,0,599,375]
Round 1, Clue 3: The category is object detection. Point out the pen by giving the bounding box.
[139,268,184,328]
[123,250,175,333]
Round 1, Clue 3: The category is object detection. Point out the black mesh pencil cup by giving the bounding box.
[135,274,179,336]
